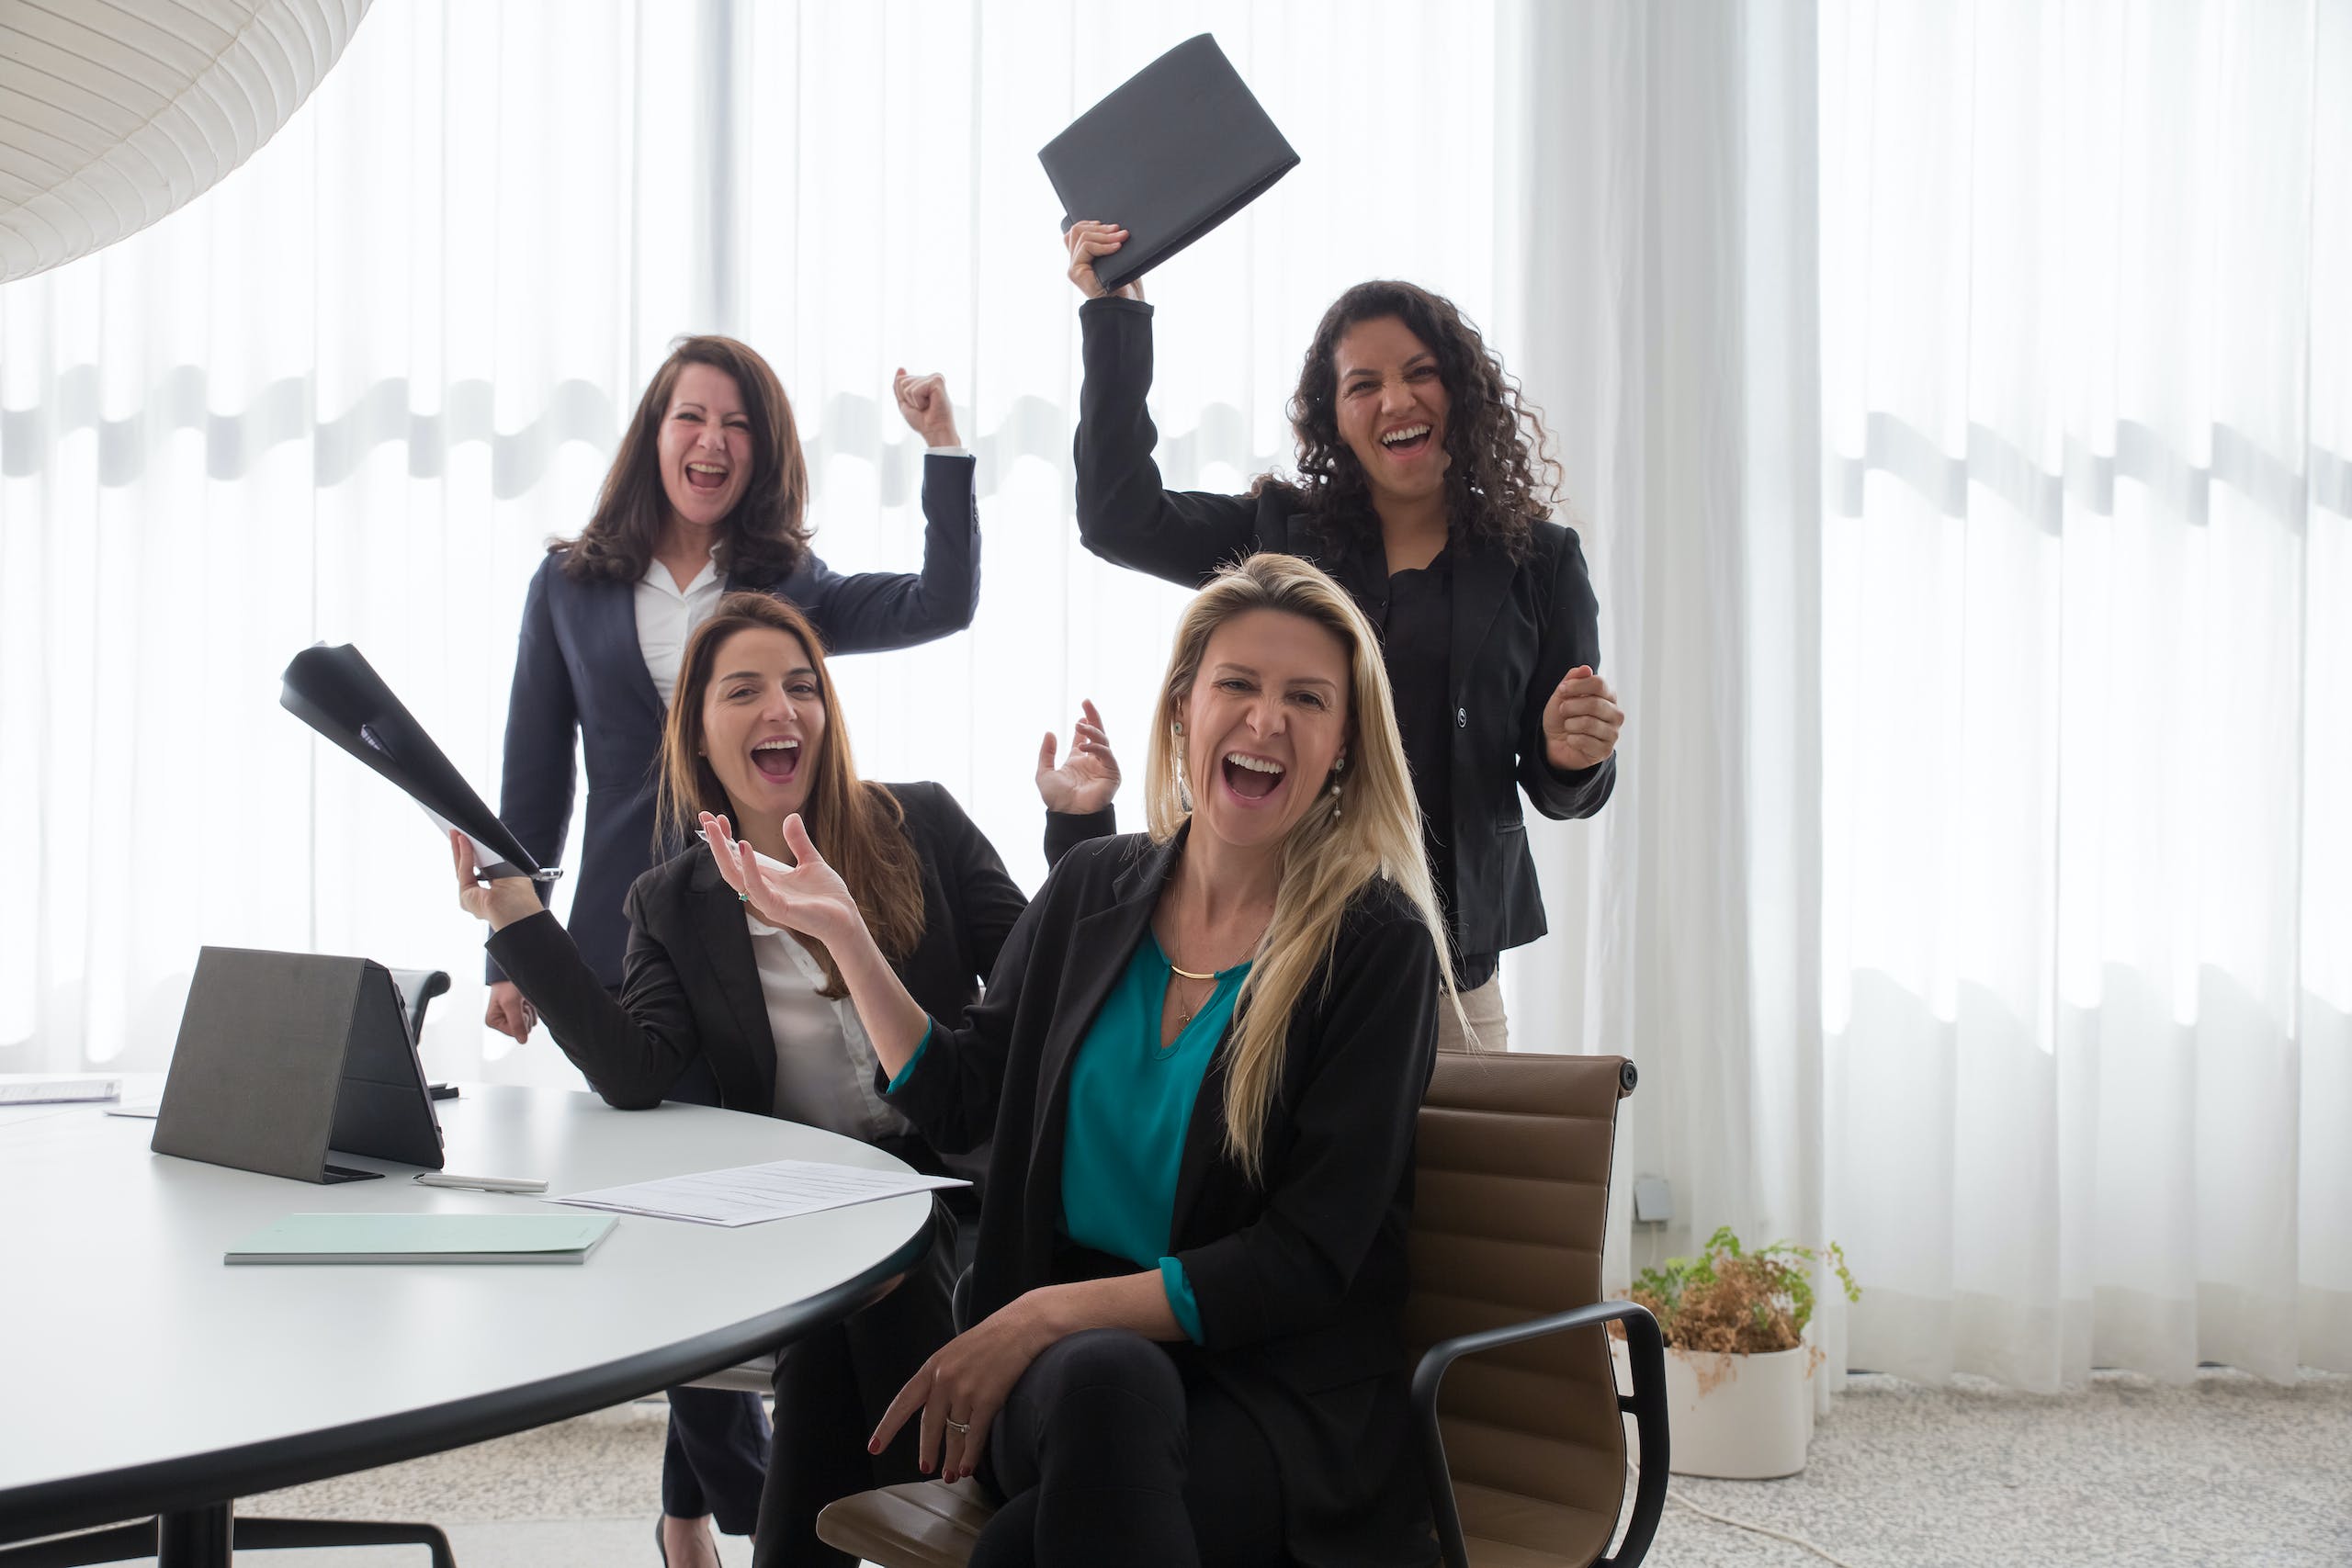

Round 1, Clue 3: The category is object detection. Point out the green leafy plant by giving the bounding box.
[1628,1227,1860,1357]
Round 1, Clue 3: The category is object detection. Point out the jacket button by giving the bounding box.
[1456,706,1467,728]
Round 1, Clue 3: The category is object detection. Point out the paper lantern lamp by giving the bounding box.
[0,0,372,284]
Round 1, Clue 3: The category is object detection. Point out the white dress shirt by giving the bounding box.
[743,907,916,1141]
[633,447,971,707]
[634,548,724,708]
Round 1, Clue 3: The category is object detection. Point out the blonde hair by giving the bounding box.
[1144,553,1459,1179]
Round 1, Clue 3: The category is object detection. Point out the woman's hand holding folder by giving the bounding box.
[451,829,548,933]
[1065,220,1146,302]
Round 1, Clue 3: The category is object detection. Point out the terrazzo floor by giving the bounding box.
[31,1367,2351,1566]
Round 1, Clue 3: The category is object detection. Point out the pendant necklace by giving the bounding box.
[1169,956,1216,1032]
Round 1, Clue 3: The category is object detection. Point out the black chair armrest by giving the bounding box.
[1409,1300,1669,1568]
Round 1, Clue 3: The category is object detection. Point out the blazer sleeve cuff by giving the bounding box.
[483,908,567,973]
[881,1020,937,1096]
[1527,751,1618,817]
[1044,807,1116,868]
[1159,1257,1207,1344]
[1079,295,1155,321]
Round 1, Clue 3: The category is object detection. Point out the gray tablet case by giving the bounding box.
[1039,33,1298,293]
[153,947,447,1183]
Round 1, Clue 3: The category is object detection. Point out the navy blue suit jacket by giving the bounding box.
[492,451,980,987]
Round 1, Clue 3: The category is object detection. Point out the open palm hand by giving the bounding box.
[699,812,862,948]
[1035,699,1120,815]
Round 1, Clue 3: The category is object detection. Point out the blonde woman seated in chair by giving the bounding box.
[703,554,1461,1567]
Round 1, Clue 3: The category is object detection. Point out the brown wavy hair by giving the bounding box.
[1261,281,1561,559]
[555,336,813,585]
[655,593,924,995]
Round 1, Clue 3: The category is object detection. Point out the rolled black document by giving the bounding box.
[1039,33,1299,293]
[282,643,551,882]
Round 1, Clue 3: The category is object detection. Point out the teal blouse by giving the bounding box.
[887,931,1247,1345]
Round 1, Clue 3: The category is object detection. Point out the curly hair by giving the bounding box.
[555,335,813,586]
[1261,281,1561,558]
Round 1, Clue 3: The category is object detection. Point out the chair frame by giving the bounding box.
[1410,1299,1670,1568]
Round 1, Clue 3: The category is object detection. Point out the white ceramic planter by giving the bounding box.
[1616,1339,1815,1479]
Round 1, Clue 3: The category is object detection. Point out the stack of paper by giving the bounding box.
[552,1159,967,1228]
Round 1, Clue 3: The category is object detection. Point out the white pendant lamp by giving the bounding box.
[0,0,372,284]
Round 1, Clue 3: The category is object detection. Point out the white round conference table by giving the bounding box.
[0,1084,936,1564]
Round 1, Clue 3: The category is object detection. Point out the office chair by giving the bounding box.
[385,968,450,1054]
[813,1051,1669,1568]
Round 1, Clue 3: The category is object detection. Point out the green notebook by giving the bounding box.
[225,1213,616,1265]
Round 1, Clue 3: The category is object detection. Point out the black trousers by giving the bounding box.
[748,1199,959,1567]
[661,1387,768,1533]
[656,1055,769,1535]
[970,1329,1286,1568]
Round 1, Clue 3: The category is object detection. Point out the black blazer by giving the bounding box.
[486,783,1109,1155]
[1074,297,1614,961]
[883,829,1442,1568]
[494,451,982,987]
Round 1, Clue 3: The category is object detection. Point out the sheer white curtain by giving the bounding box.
[1504,0,2347,1394]
[1816,0,2350,1384]
[0,1,1534,1089]
[1500,0,1828,1367]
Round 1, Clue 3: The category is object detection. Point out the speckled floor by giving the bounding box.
[40,1368,2352,1566]
[1650,1367,2351,1567]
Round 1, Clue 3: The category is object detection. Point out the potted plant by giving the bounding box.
[1616,1226,1860,1479]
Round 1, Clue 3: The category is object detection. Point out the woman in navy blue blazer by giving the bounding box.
[492,334,980,1026]
[489,334,980,1564]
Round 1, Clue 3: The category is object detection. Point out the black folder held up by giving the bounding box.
[281,643,548,882]
[1039,34,1299,293]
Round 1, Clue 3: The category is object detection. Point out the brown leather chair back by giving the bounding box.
[1404,1049,1635,1567]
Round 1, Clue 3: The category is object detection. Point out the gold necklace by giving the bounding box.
[1166,947,1244,1032]
[1163,881,1270,1034]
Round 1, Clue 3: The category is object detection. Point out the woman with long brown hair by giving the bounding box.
[458,592,1118,1568]
[1063,227,1627,1051]
[703,555,1458,1565]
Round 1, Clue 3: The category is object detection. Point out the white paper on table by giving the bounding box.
[548,1159,968,1227]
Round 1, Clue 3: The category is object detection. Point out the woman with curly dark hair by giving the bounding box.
[1063,222,1624,1050]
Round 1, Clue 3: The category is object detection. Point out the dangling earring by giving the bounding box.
[1329,754,1346,819]
[1173,720,1184,736]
